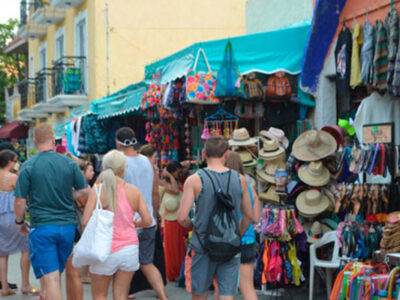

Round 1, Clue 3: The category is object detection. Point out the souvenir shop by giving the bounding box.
[0,121,29,162]
[290,0,400,298]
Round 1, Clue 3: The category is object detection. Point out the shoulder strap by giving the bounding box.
[94,184,103,210]
[203,169,217,193]
[226,170,232,194]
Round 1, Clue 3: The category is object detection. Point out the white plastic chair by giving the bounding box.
[309,231,340,300]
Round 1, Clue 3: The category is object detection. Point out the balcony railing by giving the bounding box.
[29,0,43,14]
[18,79,36,109]
[35,69,51,104]
[20,0,27,26]
[51,56,86,97]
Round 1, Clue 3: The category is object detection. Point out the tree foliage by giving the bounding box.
[0,18,24,125]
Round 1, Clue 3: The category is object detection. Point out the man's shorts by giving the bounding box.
[90,244,140,276]
[240,243,257,264]
[29,224,76,279]
[138,226,156,265]
[190,250,240,296]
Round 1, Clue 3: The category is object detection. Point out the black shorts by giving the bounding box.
[240,243,257,264]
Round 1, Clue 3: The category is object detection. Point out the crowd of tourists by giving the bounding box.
[0,124,260,300]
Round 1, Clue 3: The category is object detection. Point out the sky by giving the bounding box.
[0,0,20,24]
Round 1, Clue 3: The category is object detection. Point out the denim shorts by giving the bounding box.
[29,224,76,279]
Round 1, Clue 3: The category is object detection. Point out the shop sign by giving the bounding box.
[362,123,393,144]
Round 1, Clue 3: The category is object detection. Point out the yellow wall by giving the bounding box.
[24,0,246,117]
[92,0,247,98]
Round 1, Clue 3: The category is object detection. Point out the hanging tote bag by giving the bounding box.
[186,48,219,104]
[72,184,114,268]
[215,41,246,99]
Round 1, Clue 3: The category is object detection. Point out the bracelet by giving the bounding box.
[15,218,24,225]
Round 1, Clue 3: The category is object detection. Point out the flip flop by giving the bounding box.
[22,287,40,295]
[1,290,16,297]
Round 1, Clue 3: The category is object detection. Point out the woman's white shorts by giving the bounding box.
[90,244,140,276]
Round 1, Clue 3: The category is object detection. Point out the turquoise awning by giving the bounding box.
[145,24,310,84]
[91,82,147,119]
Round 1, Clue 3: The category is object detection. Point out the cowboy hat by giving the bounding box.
[260,127,289,149]
[259,185,280,203]
[239,151,257,168]
[259,137,285,160]
[162,192,182,221]
[229,128,258,146]
[298,161,330,187]
[303,221,332,244]
[296,190,330,218]
[322,125,344,149]
[293,130,336,162]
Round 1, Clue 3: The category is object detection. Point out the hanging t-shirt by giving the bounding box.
[350,23,363,88]
[335,27,353,98]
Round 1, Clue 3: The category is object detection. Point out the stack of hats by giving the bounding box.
[257,128,288,203]
[380,211,400,253]
[292,130,337,217]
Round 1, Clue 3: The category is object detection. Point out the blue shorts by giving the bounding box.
[29,224,76,279]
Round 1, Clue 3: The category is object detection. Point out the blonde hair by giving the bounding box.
[34,124,54,145]
[101,150,127,211]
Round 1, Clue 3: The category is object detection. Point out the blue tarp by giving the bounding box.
[91,81,147,119]
[145,24,311,84]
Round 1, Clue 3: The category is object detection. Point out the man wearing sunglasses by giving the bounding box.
[115,127,167,300]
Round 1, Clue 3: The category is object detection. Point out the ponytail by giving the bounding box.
[101,168,117,211]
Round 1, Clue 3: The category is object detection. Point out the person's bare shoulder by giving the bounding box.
[8,173,18,187]
[184,172,202,196]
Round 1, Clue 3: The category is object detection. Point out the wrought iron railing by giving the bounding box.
[51,56,86,97]
[35,69,51,104]
[17,79,36,109]
[20,0,27,25]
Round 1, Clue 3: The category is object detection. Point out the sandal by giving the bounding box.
[1,290,16,297]
[22,287,40,295]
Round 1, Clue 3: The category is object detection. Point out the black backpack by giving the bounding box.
[198,169,241,262]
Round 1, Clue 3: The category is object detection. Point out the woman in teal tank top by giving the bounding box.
[226,152,260,300]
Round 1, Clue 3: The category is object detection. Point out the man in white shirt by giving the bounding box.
[115,127,167,300]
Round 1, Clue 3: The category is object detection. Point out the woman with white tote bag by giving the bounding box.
[80,150,152,300]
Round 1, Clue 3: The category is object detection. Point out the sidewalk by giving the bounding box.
[6,253,326,299]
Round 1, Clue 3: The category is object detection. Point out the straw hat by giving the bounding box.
[303,221,332,244]
[298,161,330,187]
[296,190,330,218]
[259,185,280,203]
[260,127,289,149]
[256,161,286,184]
[229,128,258,146]
[239,151,257,168]
[293,130,336,162]
[259,137,285,160]
[162,192,182,221]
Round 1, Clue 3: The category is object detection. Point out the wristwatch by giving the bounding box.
[15,218,24,225]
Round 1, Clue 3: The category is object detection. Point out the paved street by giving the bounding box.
[6,253,326,300]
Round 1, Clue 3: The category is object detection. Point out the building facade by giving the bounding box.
[8,0,246,125]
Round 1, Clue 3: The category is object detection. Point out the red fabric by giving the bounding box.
[0,122,28,139]
[163,220,189,281]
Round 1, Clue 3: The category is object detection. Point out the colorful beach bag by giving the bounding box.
[186,48,219,104]
[215,41,246,99]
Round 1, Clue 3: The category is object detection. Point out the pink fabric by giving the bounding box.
[111,183,139,252]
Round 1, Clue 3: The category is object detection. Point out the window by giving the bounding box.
[29,54,34,79]
[74,10,88,93]
[38,42,47,101]
[55,27,65,60]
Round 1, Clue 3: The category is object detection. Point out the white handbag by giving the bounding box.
[72,184,114,268]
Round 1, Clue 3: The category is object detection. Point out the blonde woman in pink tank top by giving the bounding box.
[82,150,152,300]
